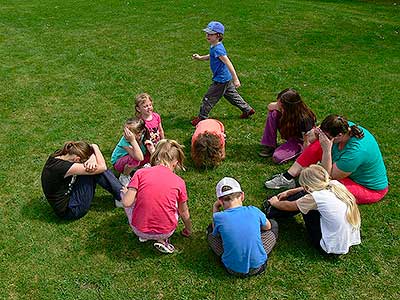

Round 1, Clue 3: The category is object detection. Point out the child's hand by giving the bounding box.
[268,196,279,206]
[123,127,136,143]
[120,186,128,194]
[277,191,288,200]
[192,53,201,60]
[267,102,280,112]
[144,140,155,153]
[213,200,223,212]
[317,128,333,152]
[304,127,318,145]
[233,78,241,88]
[181,228,191,237]
[83,155,97,172]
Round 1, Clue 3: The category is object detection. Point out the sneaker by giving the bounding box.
[259,146,275,158]
[240,108,255,119]
[264,173,296,189]
[191,116,203,126]
[118,174,131,186]
[114,199,124,208]
[138,237,148,243]
[154,240,175,254]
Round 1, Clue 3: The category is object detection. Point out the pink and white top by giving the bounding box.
[143,112,162,144]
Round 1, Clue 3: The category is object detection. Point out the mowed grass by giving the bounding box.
[0,0,399,299]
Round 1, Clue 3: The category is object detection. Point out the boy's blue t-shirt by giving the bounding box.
[209,43,232,83]
[212,206,267,274]
[332,122,388,190]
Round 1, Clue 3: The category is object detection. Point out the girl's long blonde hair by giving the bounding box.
[150,139,185,171]
[299,164,361,228]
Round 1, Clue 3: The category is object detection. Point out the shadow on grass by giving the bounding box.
[21,194,119,224]
[21,196,66,224]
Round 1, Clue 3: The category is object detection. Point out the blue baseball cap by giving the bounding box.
[203,21,225,35]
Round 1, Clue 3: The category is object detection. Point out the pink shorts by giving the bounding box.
[113,155,140,173]
[296,140,323,167]
[338,177,389,205]
[295,141,388,204]
[124,206,175,241]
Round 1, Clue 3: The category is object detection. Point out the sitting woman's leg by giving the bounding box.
[272,138,303,164]
[339,177,389,204]
[64,175,96,220]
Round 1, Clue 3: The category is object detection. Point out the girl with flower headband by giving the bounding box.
[259,88,316,164]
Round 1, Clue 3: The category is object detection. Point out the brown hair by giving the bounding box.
[278,88,316,140]
[51,141,93,162]
[320,114,364,139]
[125,117,146,135]
[219,191,242,202]
[134,93,153,116]
[191,132,224,168]
[150,139,185,171]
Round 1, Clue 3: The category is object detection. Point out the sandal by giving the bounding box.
[154,240,175,254]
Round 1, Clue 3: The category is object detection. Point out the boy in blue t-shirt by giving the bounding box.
[207,177,278,277]
[191,21,255,126]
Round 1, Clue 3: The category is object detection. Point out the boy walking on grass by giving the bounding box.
[207,177,278,277]
[191,21,255,126]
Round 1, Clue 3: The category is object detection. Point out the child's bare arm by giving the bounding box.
[261,219,272,231]
[123,127,144,161]
[268,102,280,111]
[178,201,192,236]
[192,53,210,61]
[218,55,240,88]
[122,187,137,207]
[158,122,165,139]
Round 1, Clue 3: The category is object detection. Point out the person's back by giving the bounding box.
[213,205,267,273]
[311,186,361,254]
[208,177,277,277]
[129,165,186,234]
[332,123,387,190]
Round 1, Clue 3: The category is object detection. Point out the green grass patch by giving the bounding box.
[1,0,399,299]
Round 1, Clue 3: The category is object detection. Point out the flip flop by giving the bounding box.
[154,240,175,254]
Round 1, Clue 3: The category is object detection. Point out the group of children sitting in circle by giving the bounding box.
[40,21,389,277]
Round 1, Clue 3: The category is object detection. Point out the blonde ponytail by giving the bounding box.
[299,165,360,229]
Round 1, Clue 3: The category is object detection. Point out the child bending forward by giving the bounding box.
[207,177,278,277]
[111,117,155,186]
[191,119,225,168]
[122,139,192,254]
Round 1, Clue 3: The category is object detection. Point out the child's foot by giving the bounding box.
[240,108,255,119]
[258,146,275,158]
[118,173,131,186]
[191,116,203,126]
[138,237,148,242]
[154,239,175,254]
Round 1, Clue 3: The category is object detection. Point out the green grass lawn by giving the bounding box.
[1,0,399,299]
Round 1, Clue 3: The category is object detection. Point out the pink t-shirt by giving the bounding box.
[127,165,187,234]
[143,112,162,144]
[191,119,225,148]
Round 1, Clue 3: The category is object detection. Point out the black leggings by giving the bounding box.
[266,191,323,251]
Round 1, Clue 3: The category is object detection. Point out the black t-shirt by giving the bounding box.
[41,156,75,217]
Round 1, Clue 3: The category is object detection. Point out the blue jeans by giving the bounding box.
[63,170,122,220]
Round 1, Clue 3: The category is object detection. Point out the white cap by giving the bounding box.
[216,177,243,198]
